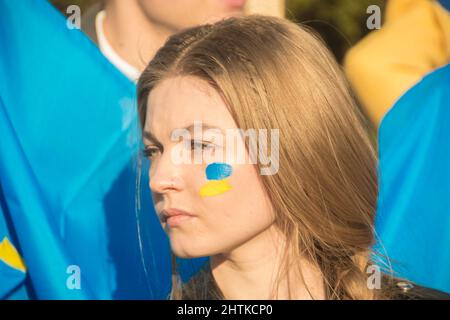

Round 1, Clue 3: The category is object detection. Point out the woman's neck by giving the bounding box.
[103,1,173,72]
[210,224,326,299]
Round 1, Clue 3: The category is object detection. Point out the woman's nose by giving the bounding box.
[149,152,184,194]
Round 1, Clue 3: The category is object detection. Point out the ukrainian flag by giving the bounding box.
[375,63,450,294]
[0,0,177,299]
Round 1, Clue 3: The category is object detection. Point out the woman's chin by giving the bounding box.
[170,243,211,259]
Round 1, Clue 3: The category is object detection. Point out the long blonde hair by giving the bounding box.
[138,15,389,300]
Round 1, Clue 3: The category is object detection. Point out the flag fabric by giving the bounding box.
[440,0,450,11]
[0,0,178,299]
[375,63,450,294]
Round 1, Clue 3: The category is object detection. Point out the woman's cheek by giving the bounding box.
[198,162,233,198]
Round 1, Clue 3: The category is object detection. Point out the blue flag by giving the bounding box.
[375,63,450,294]
[0,0,177,299]
[439,0,450,11]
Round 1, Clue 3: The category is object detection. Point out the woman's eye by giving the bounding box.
[142,147,160,159]
[190,140,213,151]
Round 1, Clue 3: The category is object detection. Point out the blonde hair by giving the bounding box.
[138,15,390,300]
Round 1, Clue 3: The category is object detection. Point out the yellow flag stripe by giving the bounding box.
[0,237,26,272]
[199,179,232,197]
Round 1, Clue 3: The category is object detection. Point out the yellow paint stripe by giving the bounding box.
[0,237,26,272]
[199,179,232,197]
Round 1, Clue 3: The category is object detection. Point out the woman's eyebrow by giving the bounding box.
[183,123,224,134]
[143,124,223,146]
[143,131,163,149]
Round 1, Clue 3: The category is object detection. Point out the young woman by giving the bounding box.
[136,15,444,299]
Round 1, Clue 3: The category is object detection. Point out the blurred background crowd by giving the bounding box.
[51,0,385,62]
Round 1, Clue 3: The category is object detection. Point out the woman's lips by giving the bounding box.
[161,208,195,228]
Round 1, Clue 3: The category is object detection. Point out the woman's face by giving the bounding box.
[143,76,275,258]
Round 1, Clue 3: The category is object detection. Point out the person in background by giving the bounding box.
[344,0,450,127]
[81,0,285,82]
[345,0,450,294]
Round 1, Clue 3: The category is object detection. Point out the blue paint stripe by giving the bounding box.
[205,163,232,180]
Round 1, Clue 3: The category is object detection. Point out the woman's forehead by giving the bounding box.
[145,76,237,137]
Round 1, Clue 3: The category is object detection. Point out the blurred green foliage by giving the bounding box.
[51,0,385,61]
[286,0,385,61]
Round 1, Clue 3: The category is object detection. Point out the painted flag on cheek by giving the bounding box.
[0,0,179,299]
[375,63,450,294]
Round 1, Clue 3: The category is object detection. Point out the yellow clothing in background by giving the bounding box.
[344,0,450,127]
